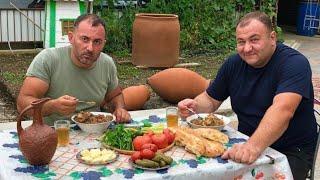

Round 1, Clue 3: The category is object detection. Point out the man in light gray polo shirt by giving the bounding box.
[17,14,131,125]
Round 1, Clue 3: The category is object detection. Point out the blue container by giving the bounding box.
[297,2,320,36]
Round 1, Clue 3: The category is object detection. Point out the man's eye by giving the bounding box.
[251,38,259,42]
[93,40,102,45]
[81,37,89,42]
[237,41,245,45]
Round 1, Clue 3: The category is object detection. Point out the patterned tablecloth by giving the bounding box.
[0,114,293,180]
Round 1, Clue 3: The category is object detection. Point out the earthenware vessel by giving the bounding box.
[132,13,180,67]
[17,98,58,165]
[123,85,150,110]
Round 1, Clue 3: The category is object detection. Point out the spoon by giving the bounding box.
[77,100,96,106]
[186,107,203,120]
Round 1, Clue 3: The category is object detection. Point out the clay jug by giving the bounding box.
[17,98,58,165]
[132,13,180,67]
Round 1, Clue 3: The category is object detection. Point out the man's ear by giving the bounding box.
[68,31,74,43]
[270,31,277,45]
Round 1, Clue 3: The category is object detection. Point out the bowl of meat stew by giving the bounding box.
[71,111,115,133]
[186,113,230,131]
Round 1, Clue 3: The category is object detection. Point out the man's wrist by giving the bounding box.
[43,99,56,115]
[246,139,265,154]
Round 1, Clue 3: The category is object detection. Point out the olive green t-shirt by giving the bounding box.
[26,46,118,125]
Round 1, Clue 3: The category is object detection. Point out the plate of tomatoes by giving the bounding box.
[102,128,175,155]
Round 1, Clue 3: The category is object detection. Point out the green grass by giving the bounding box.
[0,71,25,85]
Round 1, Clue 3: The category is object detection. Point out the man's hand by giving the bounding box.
[221,142,262,164]
[177,98,197,118]
[48,95,78,116]
[113,107,131,123]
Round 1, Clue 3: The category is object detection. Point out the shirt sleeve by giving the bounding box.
[26,49,53,84]
[206,59,230,101]
[106,57,119,93]
[276,54,312,99]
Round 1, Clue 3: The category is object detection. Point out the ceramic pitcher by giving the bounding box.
[17,98,58,165]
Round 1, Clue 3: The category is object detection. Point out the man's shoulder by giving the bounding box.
[36,46,69,60]
[99,52,113,61]
[98,52,115,66]
[274,43,309,67]
[275,43,306,60]
[225,53,243,65]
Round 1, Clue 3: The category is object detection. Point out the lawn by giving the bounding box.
[0,50,228,122]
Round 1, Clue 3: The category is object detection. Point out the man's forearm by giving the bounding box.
[17,95,55,116]
[194,92,222,113]
[109,94,126,112]
[246,104,292,152]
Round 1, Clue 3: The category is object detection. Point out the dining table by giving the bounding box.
[0,108,293,180]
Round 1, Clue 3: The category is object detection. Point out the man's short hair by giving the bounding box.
[237,11,273,32]
[74,14,106,31]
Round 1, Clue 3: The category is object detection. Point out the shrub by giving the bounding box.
[94,0,277,55]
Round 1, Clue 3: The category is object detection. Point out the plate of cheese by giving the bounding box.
[76,148,118,165]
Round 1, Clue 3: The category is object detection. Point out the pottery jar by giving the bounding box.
[132,13,180,67]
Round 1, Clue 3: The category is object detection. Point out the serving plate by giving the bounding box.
[76,148,118,165]
[129,159,171,171]
[186,113,230,131]
[101,142,175,155]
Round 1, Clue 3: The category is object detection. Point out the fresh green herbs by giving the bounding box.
[102,125,142,150]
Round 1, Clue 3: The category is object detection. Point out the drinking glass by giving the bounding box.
[166,107,179,127]
[54,120,70,146]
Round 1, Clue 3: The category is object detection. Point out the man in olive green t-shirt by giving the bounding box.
[17,14,131,125]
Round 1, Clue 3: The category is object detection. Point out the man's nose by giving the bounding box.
[86,41,93,51]
[243,42,252,52]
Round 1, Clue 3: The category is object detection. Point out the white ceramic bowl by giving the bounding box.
[71,112,115,134]
[186,113,230,131]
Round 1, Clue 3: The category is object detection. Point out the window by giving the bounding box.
[61,19,75,35]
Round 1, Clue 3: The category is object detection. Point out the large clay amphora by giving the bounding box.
[17,98,58,165]
[132,13,180,67]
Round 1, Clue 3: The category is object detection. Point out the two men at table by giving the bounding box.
[17,14,131,125]
[178,11,317,179]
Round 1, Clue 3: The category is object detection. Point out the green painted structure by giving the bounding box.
[44,0,93,48]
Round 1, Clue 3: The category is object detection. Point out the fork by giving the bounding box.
[186,107,203,120]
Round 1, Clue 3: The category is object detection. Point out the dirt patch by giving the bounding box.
[0,51,225,123]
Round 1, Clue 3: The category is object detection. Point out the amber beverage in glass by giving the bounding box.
[166,107,179,127]
[54,120,70,146]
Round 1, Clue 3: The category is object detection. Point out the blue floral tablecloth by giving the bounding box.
[0,115,293,180]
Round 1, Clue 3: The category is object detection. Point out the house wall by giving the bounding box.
[55,2,81,48]
[0,9,45,43]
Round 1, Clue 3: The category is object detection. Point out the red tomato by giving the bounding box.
[144,131,154,138]
[141,143,158,152]
[131,151,141,162]
[140,149,155,159]
[151,134,168,149]
[163,129,175,144]
[133,136,152,151]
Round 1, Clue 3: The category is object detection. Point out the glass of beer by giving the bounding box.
[54,120,70,146]
[166,107,179,127]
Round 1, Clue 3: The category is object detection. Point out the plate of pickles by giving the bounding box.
[129,152,173,171]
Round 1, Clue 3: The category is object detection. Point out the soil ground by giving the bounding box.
[0,51,225,123]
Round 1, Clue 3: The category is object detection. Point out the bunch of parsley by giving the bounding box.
[103,125,142,150]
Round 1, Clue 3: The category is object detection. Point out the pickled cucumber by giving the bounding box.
[161,155,173,165]
[159,160,167,167]
[155,152,173,165]
[135,159,160,168]
[151,154,162,163]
